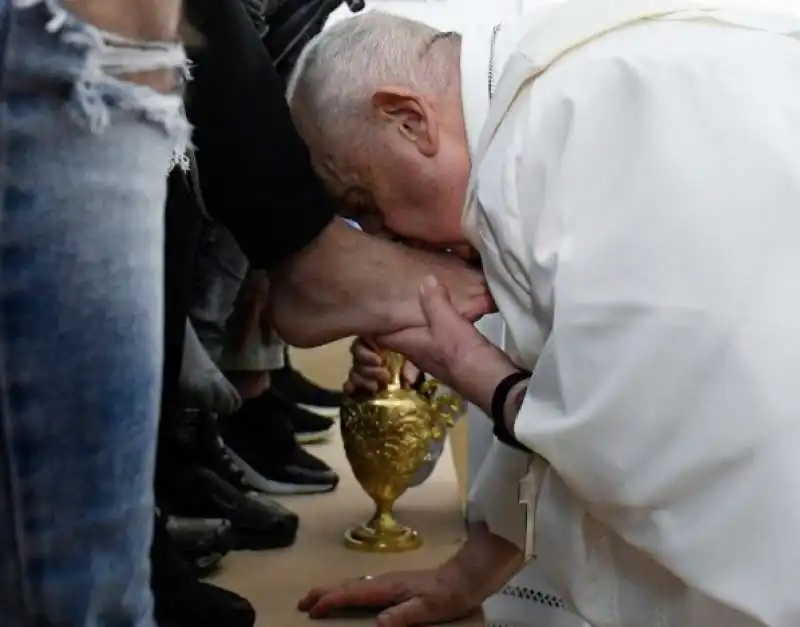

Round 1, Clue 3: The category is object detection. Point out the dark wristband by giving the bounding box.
[491,371,532,453]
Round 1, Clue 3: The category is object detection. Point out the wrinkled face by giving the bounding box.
[309,86,475,259]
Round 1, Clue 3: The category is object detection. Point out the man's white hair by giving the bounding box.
[287,10,456,151]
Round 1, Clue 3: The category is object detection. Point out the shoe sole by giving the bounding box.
[226,447,339,496]
[294,421,337,445]
[298,403,341,419]
[231,527,296,551]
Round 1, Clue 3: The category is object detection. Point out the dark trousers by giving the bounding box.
[160,169,204,442]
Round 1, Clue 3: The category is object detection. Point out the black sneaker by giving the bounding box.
[221,395,340,495]
[157,463,299,550]
[152,513,256,627]
[161,407,307,502]
[270,349,344,418]
[157,409,299,549]
[265,389,335,444]
[165,515,233,562]
[166,409,255,495]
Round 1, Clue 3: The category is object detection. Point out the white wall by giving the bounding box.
[327,0,547,30]
[329,0,799,29]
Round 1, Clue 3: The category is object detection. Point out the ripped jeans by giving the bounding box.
[0,2,188,626]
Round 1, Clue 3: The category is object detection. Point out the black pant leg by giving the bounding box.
[161,169,203,428]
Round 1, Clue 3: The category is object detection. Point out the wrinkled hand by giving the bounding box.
[298,567,481,627]
[344,338,421,396]
[376,277,513,395]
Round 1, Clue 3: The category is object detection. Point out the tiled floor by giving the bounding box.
[208,342,483,626]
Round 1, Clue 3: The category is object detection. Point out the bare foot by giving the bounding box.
[270,219,494,347]
[225,371,272,401]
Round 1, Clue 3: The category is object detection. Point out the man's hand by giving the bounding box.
[298,566,481,627]
[344,338,420,396]
[377,276,518,415]
[270,219,495,347]
[299,523,522,626]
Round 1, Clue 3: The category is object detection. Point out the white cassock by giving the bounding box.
[461,21,590,627]
[464,1,800,626]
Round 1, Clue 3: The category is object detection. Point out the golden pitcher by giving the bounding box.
[340,351,465,553]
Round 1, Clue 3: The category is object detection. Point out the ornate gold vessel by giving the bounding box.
[340,351,465,552]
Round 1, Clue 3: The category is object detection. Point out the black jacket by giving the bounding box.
[179,0,335,269]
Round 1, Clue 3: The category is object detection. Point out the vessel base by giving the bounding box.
[344,521,423,553]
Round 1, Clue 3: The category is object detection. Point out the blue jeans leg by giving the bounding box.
[0,2,188,626]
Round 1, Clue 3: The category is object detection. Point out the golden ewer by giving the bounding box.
[340,351,465,553]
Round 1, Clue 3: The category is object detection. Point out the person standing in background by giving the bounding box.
[0,2,494,626]
[0,2,187,627]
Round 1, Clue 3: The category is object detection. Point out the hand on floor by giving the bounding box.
[299,567,480,627]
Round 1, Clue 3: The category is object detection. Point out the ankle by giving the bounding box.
[226,371,271,400]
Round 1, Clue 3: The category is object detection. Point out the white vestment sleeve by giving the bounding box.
[467,439,529,549]
[508,36,800,626]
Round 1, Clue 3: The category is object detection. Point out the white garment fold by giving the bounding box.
[461,24,589,627]
[463,2,800,625]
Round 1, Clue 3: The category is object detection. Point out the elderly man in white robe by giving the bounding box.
[290,2,800,626]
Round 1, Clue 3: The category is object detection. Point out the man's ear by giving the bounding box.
[371,86,439,157]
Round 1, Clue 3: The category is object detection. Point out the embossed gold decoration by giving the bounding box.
[340,351,465,553]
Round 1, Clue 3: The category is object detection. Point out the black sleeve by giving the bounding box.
[184,0,335,268]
